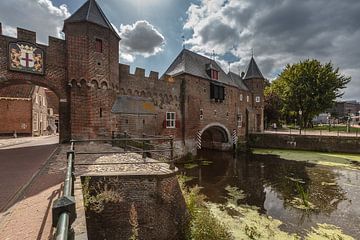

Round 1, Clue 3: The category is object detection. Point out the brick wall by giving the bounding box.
[0,25,69,141]
[82,174,187,240]
[0,99,32,135]
[64,22,119,139]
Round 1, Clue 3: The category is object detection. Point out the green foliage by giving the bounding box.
[268,59,350,127]
[178,175,234,240]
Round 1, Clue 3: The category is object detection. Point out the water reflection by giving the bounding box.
[178,150,360,238]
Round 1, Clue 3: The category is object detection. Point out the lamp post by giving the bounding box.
[299,110,303,135]
[327,112,331,132]
[347,110,351,133]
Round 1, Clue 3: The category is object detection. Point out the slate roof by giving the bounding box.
[0,85,34,99]
[112,96,156,115]
[164,49,238,87]
[244,57,264,80]
[64,0,120,38]
[227,72,249,91]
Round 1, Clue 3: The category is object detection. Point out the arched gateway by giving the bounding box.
[199,123,232,151]
[0,0,120,142]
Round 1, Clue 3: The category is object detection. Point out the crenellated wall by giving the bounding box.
[117,64,182,139]
[0,24,70,142]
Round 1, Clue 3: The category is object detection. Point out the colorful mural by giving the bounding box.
[9,42,44,74]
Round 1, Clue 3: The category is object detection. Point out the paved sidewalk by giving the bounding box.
[0,144,67,240]
[0,135,59,149]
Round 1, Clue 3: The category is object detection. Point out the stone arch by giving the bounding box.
[100,81,108,90]
[91,79,99,89]
[140,91,146,97]
[134,90,139,96]
[0,76,70,142]
[199,123,232,150]
[127,89,132,95]
[120,88,125,95]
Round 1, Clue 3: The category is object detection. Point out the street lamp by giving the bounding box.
[347,109,351,133]
[327,112,331,132]
[299,110,303,135]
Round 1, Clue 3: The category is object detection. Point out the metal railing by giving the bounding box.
[52,134,175,239]
[52,141,76,240]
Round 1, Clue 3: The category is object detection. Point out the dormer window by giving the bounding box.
[206,63,219,80]
[211,69,219,80]
[95,38,103,53]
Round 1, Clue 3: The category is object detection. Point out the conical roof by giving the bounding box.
[244,57,263,79]
[64,0,120,38]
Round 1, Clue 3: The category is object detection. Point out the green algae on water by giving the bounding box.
[252,148,360,170]
[306,223,354,240]
[184,163,199,169]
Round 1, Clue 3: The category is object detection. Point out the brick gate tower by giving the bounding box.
[63,0,120,139]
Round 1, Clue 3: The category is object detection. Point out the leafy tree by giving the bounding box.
[264,87,282,126]
[269,60,350,127]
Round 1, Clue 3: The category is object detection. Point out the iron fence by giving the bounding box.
[52,134,175,239]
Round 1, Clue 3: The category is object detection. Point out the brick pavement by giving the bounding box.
[0,144,67,240]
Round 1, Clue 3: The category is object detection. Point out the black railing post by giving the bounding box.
[111,131,114,146]
[142,133,146,161]
[169,136,175,170]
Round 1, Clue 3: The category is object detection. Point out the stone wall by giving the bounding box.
[248,133,360,153]
[82,173,187,240]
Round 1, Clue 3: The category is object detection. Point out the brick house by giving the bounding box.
[0,85,49,136]
[0,0,264,154]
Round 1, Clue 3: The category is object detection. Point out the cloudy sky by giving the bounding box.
[0,0,359,101]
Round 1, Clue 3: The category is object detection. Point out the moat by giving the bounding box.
[178,149,360,239]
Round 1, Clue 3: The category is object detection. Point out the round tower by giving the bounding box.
[63,0,120,139]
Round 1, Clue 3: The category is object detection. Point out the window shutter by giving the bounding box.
[210,83,214,99]
[175,120,180,128]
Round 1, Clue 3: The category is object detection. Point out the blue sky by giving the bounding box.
[1,0,360,101]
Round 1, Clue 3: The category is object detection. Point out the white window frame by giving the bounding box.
[255,96,260,103]
[43,114,47,130]
[166,112,176,128]
[35,94,39,104]
[237,114,243,128]
[33,113,39,131]
[240,94,243,101]
[246,95,250,102]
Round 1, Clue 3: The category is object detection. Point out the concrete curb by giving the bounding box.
[0,144,60,213]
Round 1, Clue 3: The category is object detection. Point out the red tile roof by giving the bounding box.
[0,85,34,99]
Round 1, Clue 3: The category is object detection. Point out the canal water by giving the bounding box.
[178,149,360,238]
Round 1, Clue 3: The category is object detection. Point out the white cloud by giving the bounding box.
[118,20,165,63]
[184,0,360,101]
[0,0,70,44]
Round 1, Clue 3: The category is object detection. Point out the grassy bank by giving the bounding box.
[252,148,360,170]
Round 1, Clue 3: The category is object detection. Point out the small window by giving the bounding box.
[211,69,219,80]
[255,96,261,103]
[39,95,42,105]
[166,112,176,128]
[99,108,103,118]
[33,113,39,131]
[240,94,243,101]
[246,95,250,102]
[210,83,225,101]
[200,109,203,120]
[237,114,243,128]
[95,38,103,53]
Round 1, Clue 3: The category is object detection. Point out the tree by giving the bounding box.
[269,59,350,128]
[264,86,283,127]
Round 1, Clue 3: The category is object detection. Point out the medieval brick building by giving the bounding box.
[0,0,264,154]
[0,85,50,136]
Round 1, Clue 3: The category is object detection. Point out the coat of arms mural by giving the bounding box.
[9,42,44,74]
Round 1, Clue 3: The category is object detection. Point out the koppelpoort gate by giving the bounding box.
[0,0,265,154]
